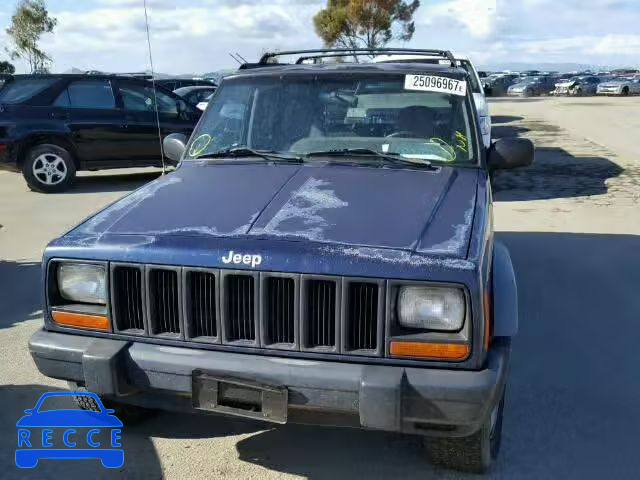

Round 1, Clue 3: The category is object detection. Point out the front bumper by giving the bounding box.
[597,89,622,95]
[29,329,510,437]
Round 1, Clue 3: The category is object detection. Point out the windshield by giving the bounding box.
[185,74,478,165]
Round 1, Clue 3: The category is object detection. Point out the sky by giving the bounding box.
[0,0,638,74]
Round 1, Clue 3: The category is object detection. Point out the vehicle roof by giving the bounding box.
[230,61,468,79]
[174,85,218,94]
[4,73,155,82]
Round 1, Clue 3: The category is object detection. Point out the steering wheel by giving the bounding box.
[385,131,417,138]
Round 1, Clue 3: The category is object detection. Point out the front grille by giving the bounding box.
[186,271,218,339]
[223,274,256,342]
[264,277,295,345]
[148,268,180,336]
[345,282,380,352]
[304,279,337,349]
[109,264,385,356]
[112,265,145,332]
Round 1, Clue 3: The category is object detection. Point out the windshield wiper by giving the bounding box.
[305,148,432,168]
[194,147,304,163]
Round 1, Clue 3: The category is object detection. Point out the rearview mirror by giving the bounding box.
[163,133,187,164]
[487,138,534,170]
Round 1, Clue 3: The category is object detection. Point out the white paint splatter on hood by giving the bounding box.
[428,194,476,254]
[78,175,182,236]
[252,178,348,241]
[322,245,475,270]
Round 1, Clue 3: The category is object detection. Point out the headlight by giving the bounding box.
[397,286,465,331]
[57,263,106,304]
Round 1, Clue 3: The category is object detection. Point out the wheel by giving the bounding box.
[21,143,76,193]
[424,389,506,473]
[71,384,156,424]
[522,88,532,98]
[622,87,629,96]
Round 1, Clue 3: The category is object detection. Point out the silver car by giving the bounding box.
[596,76,640,96]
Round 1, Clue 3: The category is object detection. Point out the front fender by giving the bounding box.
[492,241,518,337]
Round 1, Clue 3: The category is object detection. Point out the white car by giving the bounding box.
[596,76,640,96]
[374,53,491,148]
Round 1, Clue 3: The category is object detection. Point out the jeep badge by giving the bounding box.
[221,251,262,268]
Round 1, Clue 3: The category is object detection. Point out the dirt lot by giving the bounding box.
[1,96,639,479]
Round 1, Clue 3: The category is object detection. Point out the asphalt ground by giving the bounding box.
[1,96,639,479]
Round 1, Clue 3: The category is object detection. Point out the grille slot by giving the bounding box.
[304,279,337,349]
[112,265,144,332]
[187,271,218,339]
[345,282,379,351]
[264,277,295,345]
[148,268,180,336]
[224,274,256,342]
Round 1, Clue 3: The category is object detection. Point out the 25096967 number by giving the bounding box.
[404,74,467,96]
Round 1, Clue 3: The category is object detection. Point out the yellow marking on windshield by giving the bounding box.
[189,134,212,157]
[427,137,457,162]
[454,131,468,153]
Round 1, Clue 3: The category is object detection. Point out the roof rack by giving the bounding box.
[257,48,457,67]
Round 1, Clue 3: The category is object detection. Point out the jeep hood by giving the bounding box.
[67,162,478,258]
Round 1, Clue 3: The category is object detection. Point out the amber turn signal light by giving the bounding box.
[51,310,110,331]
[389,341,470,360]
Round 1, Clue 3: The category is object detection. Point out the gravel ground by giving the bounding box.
[1,96,639,479]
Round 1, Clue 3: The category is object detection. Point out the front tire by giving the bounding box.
[622,87,629,96]
[21,144,76,193]
[424,389,506,473]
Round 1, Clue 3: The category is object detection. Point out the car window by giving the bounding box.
[188,74,478,165]
[0,78,57,104]
[54,80,115,109]
[197,89,215,102]
[459,60,482,93]
[120,83,178,115]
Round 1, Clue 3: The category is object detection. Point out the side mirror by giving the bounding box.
[487,138,534,170]
[163,133,187,164]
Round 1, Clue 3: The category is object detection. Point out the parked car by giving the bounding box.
[0,74,201,192]
[173,85,217,108]
[155,78,216,91]
[30,48,534,474]
[482,74,518,96]
[553,75,601,96]
[596,76,640,96]
[507,76,556,97]
[373,52,492,148]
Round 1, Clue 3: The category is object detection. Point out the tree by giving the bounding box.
[5,0,57,73]
[314,0,420,56]
[0,61,16,74]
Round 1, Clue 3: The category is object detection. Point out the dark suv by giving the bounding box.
[29,49,534,473]
[0,74,201,193]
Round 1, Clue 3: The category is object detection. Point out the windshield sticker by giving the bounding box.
[404,75,467,96]
[188,134,212,157]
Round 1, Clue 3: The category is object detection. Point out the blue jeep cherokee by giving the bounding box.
[29,49,533,473]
